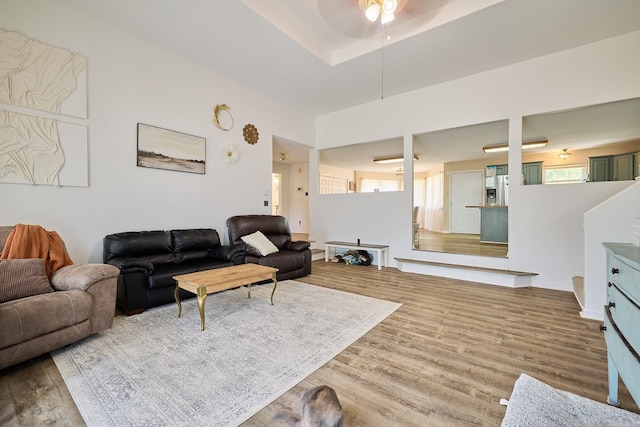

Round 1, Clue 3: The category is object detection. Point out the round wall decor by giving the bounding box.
[243,124,259,145]
[212,104,233,131]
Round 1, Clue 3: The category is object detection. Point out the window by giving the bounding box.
[543,164,586,185]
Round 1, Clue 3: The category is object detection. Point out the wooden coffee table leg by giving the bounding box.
[174,283,182,318]
[270,273,278,305]
[196,287,207,331]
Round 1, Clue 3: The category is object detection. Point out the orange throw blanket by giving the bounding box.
[0,224,74,277]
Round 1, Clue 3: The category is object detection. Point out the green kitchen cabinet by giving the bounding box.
[612,153,634,181]
[494,164,508,175]
[590,153,636,182]
[522,161,543,185]
[589,156,612,182]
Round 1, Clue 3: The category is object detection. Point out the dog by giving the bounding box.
[275,385,344,427]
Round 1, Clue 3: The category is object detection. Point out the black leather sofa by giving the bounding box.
[226,215,311,281]
[103,228,244,315]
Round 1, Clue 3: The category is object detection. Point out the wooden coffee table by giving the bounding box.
[173,264,279,331]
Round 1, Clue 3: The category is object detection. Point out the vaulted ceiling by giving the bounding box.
[59,0,640,116]
[57,0,640,169]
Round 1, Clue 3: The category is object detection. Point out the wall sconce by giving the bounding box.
[559,149,571,160]
[373,155,419,164]
[279,152,288,162]
[483,139,548,153]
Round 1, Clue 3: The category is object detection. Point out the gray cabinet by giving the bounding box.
[613,153,634,181]
[494,164,508,175]
[490,162,542,185]
[479,207,508,244]
[590,153,636,182]
[522,161,543,185]
[589,156,612,182]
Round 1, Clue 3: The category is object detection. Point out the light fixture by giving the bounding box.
[482,143,509,153]
[360,0,398,24]
[522,139,548,149]
[559,149,571,160]
[373,155,419,164]
[278,152,288,162]
[482,139,548,153]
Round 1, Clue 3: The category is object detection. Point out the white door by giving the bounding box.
[450,171,483,234]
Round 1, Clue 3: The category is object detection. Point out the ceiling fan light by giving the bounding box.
[382,0,398,14]
[365,4,381,22]
[381,12,395,24]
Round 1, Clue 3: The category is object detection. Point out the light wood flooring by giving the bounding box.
[416,230,509,258]
[1,260,637,426]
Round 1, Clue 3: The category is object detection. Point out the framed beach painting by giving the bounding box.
[137,123,206,174]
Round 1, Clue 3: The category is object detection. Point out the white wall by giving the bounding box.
[0,0,314,263]
[312,30,640,293]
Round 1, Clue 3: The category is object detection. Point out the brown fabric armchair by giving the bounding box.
[226,215,311,281]
[0,225,118,370]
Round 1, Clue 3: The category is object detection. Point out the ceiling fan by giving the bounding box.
[359,0,408,24]
[316,0,413,39]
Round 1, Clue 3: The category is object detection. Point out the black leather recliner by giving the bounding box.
[103,228,244,315]
[226,215,311,281]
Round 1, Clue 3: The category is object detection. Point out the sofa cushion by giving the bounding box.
[0,289,92,349]
[172,229,222,263]
[103,230,175,265]
[0,259,53,303]
[241,231,279,256]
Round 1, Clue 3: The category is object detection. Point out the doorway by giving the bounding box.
[271,173,281,215]
[450,170,483,234]
[272,137,310,234]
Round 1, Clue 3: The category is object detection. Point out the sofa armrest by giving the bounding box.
[286,241,311,251]
[50,264,119,292]
[106,256,154,275]
[211,244,246,264]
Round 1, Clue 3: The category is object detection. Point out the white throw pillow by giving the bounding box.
[240,231,279,256]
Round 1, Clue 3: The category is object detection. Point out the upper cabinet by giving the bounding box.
[589,152,637,182]
[522,162,543,185]
[489,162,542,185]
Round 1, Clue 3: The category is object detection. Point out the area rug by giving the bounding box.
[501,373,640,426]
[51,280,401,427]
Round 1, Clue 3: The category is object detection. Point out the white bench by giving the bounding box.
[324,241,389,270]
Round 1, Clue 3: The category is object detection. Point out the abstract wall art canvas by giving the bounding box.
[0,29,89,187]
[0,110,88,187]
[0,29,88,119]
[137,123,206,174]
